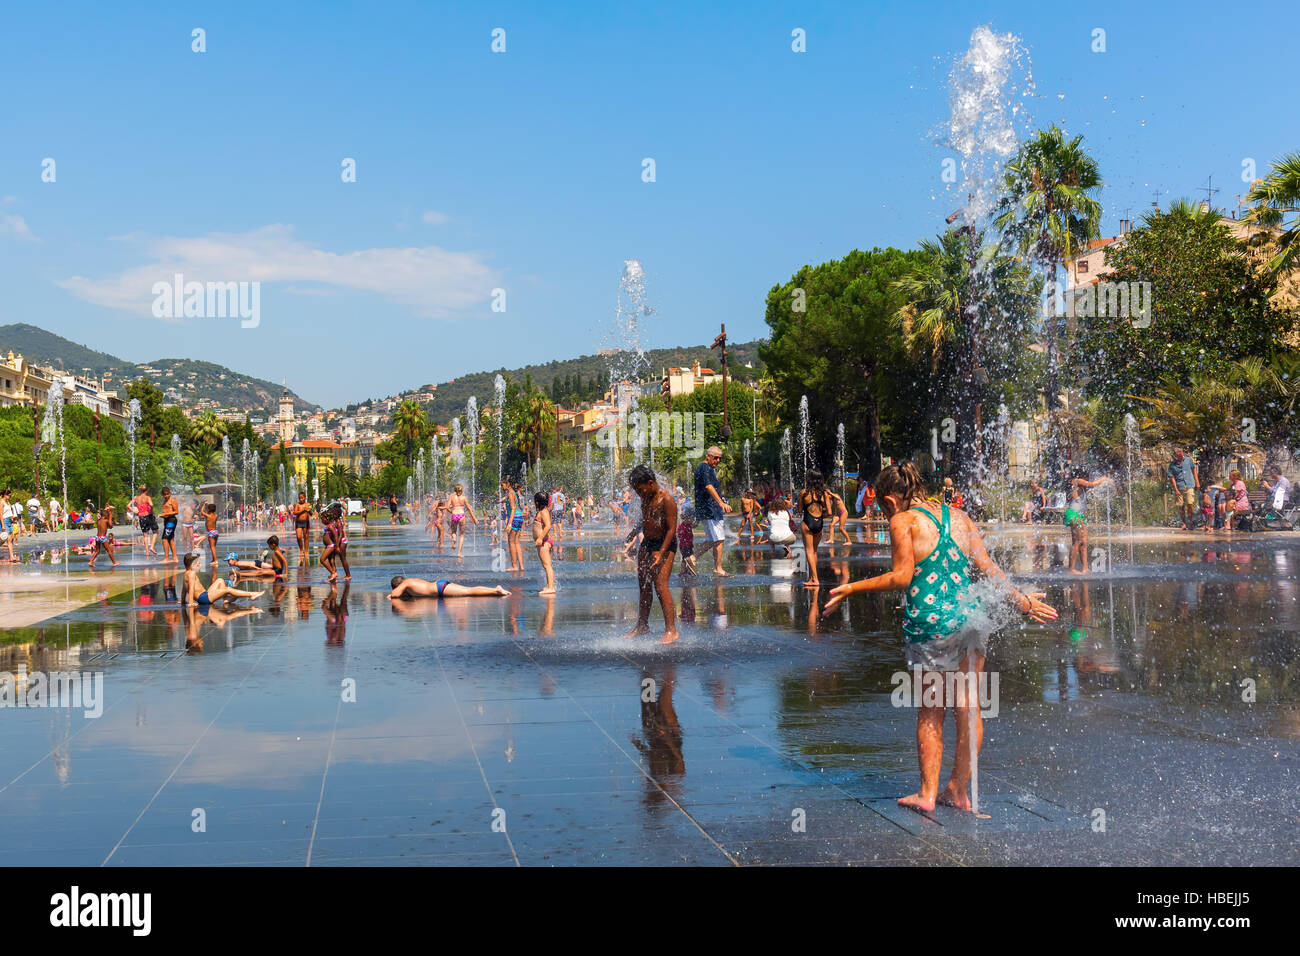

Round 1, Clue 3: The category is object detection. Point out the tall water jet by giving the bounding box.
[169,434,183,490]
[494,374,506,497]
[221,435,231,517]
[1124,412,1139,529]
[743,438,752,491]
[126,398,141,494]
[41,390,68,569]
[604,259,654,470]
[997,402,1011,522]
[278,464,287,506]
[780,428,793,495]
[584,440,593,499]
[451,417,463,490]
[466,396,479,508]
[430,435,439,494]
[942,25,1032,487]
[834,424,846,499]
[797,395,812,490]
[241,438,251,507]
[415,448,426,501]
[251,450,260,502]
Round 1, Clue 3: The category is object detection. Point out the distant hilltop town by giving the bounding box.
[0,325,766,485]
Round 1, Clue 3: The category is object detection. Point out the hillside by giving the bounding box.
[367,341,767,422]
[0,324,319,414]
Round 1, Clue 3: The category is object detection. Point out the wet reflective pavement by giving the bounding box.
[1,522,1297,866]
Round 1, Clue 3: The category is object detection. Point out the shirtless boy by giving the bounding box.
[623,465,679,644]
[88,506,118,568]
[159,487,180,564]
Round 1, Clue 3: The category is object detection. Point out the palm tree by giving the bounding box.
[182,448,222,484]
[994,125,1103,415]
[189,411,226,449]
[752,374,783,434]
[1245,152,1300,275]
[1129,371,1249,479]
[325,463,359,499]
[512,388,554,465]
[391,400,427,468]
[895,231,973,365]
[895,230,1040,479]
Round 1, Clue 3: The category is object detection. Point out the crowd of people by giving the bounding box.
[10,448,1296,819]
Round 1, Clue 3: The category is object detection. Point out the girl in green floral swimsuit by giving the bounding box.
[823,461,1057,813]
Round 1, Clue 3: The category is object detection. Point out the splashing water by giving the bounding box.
[835,424,846,498]
[585,440,593,499]
[797,396,813,490]
[127,398,141,494]
[221,436,231,514]
[169,434,183,491]
[605,260,654,475]
[1124,413,1140,529]
[451,417,463,491]
[941,25,1033,485]
[943,25,1032,224]
[466,396,479,508]
[494,374,506,496]
[431,435,439,495]
[780,429,793,497]
[41,391,68,550]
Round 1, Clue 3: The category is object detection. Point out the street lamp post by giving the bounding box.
[712,325,730,440]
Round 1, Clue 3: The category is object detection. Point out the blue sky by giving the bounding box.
[1,0,1295,408]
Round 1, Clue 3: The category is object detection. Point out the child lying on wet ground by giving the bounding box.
[388,576,510,599]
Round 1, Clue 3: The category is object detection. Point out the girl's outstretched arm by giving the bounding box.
[962,512,1058,623]
[823,512,916,614]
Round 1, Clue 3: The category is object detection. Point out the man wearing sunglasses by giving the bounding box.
[693,446,732,576]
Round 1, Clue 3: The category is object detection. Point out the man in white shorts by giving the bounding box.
[693,446,732,576]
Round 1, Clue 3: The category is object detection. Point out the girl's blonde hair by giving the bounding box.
[454,484,464,494]
[1229,469,1242,482]
[874,461,926,509]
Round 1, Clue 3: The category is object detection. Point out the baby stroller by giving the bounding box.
[1254,486,1299,530]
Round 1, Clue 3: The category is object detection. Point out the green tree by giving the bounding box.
[189,411,226,449]
[1245,151,1300,275]
[1130,366,1252,479]
[391,400,428,467]
[324,463,359,499]
[895,230,1042,480]
[761,247,925,482]
[1073,203,1288,405]
[124,379,167,450]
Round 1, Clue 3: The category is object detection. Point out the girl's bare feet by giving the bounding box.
[898,792,936,813]
[936,784,971,811]
[623,624,650,640]
[659,630,679,645]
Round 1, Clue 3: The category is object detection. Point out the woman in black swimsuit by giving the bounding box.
[798,469,833,589]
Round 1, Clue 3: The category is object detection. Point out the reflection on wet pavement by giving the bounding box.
[1,523,1296,866]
